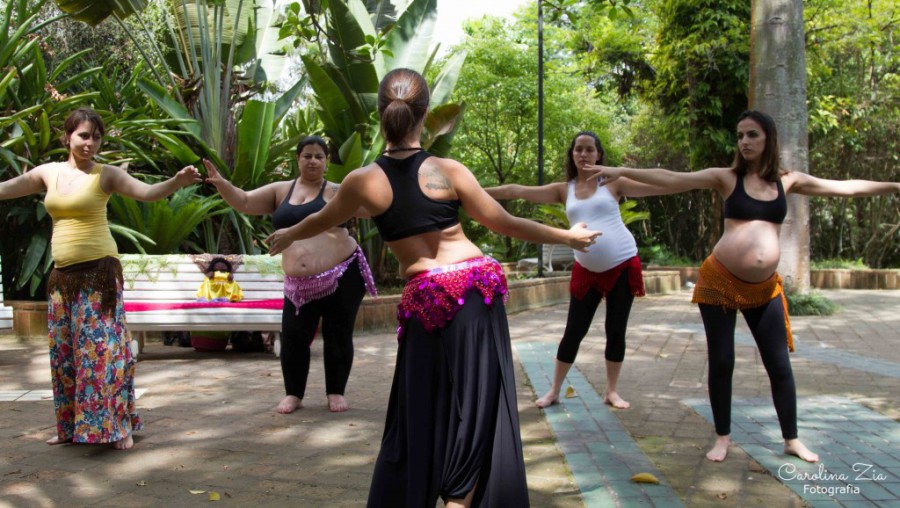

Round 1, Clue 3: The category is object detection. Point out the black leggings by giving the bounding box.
[699,294,797,439]
[557,269,635,364]
[281,260,367,399]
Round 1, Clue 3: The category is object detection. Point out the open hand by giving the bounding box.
[585,164,622,186]
[266,228,293,255]
[175,164,202,187]
[567,222,602,252]
[203,159,226,188]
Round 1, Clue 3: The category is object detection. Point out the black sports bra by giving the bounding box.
[272,180,345,229]
[723,174,787,224]
[371,151,460,242]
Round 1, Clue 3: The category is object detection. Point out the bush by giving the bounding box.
[786,292,839,316]
[810,258,870,270]
[639,245,696,266]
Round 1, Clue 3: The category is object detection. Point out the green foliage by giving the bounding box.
[804,0,900,268]
[108,187,227,255]
[448,14,618,260]
[810,258,869,270]
[786,292,838,317]
[637,244,695,266]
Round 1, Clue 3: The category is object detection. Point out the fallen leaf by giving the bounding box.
[717,492,728,500]
[564,386,577,398]
[136,481,147,486]
[657,353,669,359]
[630,472,660,484]
[189,489,206,495]
[208,491,220,501]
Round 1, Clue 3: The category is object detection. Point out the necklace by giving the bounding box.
[383,146,424,154]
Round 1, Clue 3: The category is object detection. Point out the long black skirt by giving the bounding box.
[367,292,530,507]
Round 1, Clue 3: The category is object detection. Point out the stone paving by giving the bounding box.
[0,289,898,507]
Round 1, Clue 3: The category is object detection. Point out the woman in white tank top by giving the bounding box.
[486,131,676,410]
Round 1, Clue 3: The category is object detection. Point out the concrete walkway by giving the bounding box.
[0,289,897,507]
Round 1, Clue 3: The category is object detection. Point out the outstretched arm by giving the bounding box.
[203,159,281,215]
[590,165,731,195]
[102,164,202,201]
[450,162,600,251]
[484,182,567,204]
[0,166,48,200]
[785,171,900,197]
[266,169,371,254]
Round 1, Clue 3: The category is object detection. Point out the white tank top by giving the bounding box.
[566,181,637,273]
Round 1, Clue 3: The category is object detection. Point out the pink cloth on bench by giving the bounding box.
[124,299,284,312]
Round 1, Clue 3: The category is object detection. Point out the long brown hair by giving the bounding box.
[565,131,605,181]
[377,68,429,145]
[731,110,781,182]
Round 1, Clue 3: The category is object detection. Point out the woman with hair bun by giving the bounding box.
[267,68,600,507]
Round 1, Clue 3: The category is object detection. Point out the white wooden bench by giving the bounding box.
[121,254,284,354]
[516,244,577,273]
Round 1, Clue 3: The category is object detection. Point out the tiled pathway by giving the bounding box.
[518,341,685,508]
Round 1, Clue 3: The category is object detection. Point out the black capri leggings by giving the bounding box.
[280,259,367,399]
[698,294,797,440]
[557,269,635,364]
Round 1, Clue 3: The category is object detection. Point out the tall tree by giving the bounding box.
[749,0,810,292]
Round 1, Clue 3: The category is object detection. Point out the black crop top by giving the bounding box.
[723,174,787,224]
[371,151,461,241]
[272,180,345,229]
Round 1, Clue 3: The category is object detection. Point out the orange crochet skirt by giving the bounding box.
[691,254,794,352]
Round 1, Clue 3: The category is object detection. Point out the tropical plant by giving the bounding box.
[49,0,314,255]
[0,0,100,296]
[108,187,228,254]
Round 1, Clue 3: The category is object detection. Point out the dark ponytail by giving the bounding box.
[377,68,429,145]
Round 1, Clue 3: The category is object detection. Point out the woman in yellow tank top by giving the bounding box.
[0,108,201,450]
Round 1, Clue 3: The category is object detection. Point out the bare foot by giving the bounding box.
[706,435,731,462]
[328,394,349,412]
[784,439,819,463]
[535,389,560,409]
[603,391,631,409]
[276,395,303,414]
[45,436,71,446]
[112,434,134,450]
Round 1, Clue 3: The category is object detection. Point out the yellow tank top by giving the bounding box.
[44,164,118,267]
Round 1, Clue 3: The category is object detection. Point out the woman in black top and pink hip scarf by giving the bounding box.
[593,110,900,463]
[267,68,600,508]
[204,137,376,414]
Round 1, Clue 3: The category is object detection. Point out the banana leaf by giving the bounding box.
[53,0,147,26]
[382,0,436,74]
[231,99,275,188]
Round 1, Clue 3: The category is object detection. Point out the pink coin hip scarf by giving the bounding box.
[397,256,509,338]
[283,245,377,314]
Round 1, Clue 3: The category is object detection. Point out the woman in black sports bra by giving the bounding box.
[266,68,600,508]
[592,110,899,465]
[204,136,376,414]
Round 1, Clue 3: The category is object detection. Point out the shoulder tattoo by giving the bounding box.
[421,167,451,191]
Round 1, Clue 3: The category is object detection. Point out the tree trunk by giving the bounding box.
[749,0,810,293]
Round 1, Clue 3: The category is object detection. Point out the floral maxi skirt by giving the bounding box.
[47,260,142,443]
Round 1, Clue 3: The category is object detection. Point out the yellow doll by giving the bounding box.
[196,257,243,302]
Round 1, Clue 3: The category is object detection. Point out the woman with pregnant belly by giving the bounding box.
[592,110,899,463]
